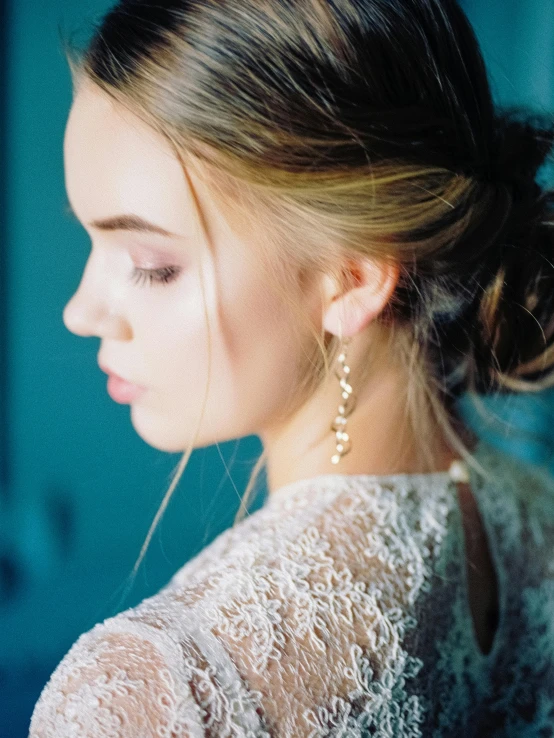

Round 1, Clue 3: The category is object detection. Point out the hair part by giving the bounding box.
[61,0,554,606]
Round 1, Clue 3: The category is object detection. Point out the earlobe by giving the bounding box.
[321,257,400,338]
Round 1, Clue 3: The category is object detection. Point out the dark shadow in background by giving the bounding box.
[0,0,22,610]
[0,0,10,505]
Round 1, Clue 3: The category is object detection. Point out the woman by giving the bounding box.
[29,0,554,735]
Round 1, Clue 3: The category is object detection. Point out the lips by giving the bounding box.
[98,359,143,387]
[106,374,146,404]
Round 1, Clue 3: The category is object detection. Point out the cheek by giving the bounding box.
[130,251,306,442]
[131,283,211,391]
[208,276,304,434]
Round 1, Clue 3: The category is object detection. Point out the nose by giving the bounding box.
[62,286,131,340]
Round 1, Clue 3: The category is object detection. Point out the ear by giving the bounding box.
[321,256,400,337]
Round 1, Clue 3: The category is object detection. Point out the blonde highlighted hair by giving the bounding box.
[60,0,554,600]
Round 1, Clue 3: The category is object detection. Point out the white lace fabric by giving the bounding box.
[28,440,554,737]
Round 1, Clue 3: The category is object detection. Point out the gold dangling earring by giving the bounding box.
[330,334,356,465]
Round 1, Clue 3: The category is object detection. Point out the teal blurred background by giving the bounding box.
[1,1,553,735]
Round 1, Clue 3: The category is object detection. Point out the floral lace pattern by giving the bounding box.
[29,441,554,737]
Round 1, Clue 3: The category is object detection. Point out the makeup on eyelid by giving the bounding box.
[125,242,186,286]
[131,265,182,286]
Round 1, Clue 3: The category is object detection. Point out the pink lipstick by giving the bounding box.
[106,374,147,404]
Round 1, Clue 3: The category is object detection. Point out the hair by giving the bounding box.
[60,0,554,601]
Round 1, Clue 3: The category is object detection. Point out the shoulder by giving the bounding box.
[28,616,207,737]
[29,474,456,737]
[27,500,303,738]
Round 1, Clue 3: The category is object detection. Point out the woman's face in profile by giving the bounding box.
[62,81,307,453]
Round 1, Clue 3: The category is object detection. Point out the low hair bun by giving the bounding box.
[465,111,554,395]
[492,111,554,190]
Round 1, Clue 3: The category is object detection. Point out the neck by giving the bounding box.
[260,356,460,496]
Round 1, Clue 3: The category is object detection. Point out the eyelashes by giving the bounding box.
[130,266,181,287]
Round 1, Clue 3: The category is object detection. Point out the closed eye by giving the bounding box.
[130,266,181,287]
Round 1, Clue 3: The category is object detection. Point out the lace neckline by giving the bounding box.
[269,458,468,501]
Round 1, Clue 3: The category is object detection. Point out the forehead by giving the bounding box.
[63,82,193,231]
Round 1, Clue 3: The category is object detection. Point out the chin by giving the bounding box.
[130,407,187,454]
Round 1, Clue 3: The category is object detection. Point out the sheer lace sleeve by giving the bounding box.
[28,618,206,738]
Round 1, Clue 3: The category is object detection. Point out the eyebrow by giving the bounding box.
[64,202,178,238]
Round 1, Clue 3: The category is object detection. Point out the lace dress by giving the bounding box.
[28,439,554,737]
